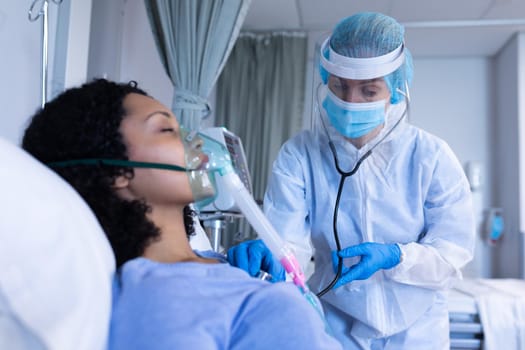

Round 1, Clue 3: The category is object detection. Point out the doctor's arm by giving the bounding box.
[384,145,476,290]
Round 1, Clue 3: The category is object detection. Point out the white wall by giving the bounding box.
[87,0,125,82]
[1,0,91,145]
[492,33,525,278]
[119,0,216,126]
[410,58,494,278]
[86,0,173,105]
[0,2,51,144]
[52,0,92,97]
[120,0,173,107]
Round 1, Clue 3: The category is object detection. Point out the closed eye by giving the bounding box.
[161,128,175,132]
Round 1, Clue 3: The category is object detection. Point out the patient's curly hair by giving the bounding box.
[22,79,195,268]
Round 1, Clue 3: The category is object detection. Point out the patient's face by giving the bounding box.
[117,93,197,207]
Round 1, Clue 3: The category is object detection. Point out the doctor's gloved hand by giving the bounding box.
[227,239,286,282]
[331,242,402,288]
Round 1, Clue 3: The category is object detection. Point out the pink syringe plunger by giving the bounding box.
[221,172,308,291]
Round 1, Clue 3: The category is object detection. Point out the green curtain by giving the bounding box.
[215,32,308,245]
[144,0,252,130]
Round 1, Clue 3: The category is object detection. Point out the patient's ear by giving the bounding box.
[112,175,129,189]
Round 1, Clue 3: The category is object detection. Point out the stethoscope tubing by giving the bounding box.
[315,83,410,298]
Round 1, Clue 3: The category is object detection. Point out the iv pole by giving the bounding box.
[28,0,63,108]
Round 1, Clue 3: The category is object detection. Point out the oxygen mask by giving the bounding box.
[181,127,234,209]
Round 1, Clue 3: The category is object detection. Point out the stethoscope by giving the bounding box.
[315,82,410,298]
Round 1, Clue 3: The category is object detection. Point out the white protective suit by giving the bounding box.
[264,102,475,348]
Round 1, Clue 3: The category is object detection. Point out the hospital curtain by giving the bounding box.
[143,0,252,130]
[215,32,308,242]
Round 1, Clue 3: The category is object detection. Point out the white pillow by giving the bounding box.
[0,138,115,350]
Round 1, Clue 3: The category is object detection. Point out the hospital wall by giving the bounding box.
[0,0,92,144]
[411,58,494,278]
[1,0,523,278]
[492,33,525,278]
[0,2,45,144]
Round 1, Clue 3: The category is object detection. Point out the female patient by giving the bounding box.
[22,79,341,350]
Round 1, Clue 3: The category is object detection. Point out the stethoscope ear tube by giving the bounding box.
[316,146,371,298]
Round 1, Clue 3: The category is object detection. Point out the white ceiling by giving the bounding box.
[242,0,525,57]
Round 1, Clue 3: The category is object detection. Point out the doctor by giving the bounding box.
[229,12,475,349]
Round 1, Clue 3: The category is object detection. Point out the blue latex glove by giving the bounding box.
[227,239,286,282]
[331,242,401,288]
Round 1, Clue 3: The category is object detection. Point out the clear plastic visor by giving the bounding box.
[319,37,405,80]
[311,35,409,135]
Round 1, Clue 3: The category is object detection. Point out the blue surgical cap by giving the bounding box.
[320,12,413,104]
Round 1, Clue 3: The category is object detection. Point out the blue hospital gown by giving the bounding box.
[109,251,341,350]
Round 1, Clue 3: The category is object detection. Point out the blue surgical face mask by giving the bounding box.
[322,89,386,138]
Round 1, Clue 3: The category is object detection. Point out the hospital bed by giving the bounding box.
[0,137,115,349]
[448,286,483,349]
[448,278,525,350]
[0,134,229,350]
[0,137,215,349]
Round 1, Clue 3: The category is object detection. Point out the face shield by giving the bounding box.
[314,36,410,140]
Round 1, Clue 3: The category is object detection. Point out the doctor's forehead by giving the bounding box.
[329,76,385,85]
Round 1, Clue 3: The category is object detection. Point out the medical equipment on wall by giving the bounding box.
[485,208,504,245]
[466,161,483,192]
[463,162,488,278]
[28,0,63,108]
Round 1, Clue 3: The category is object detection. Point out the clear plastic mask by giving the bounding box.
[181,127,234,208]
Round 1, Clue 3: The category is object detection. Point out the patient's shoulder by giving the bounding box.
[230,283,342,349]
